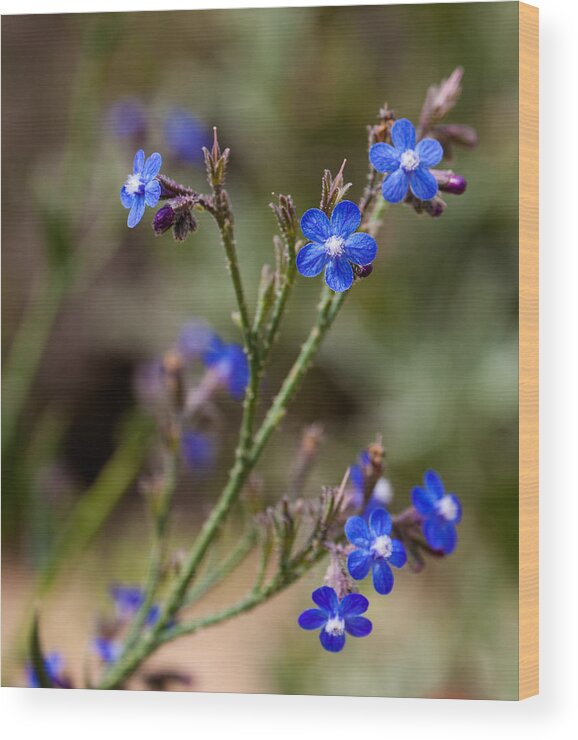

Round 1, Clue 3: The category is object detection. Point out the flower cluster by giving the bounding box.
[298,462,462,652]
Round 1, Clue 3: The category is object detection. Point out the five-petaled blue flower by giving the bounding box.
[120,149,162,228]
[412,470,462,555]
[369,119,443,204]
[26,652,68,688]
[297,200,378,293]
[298,586,372,653]
[202,334,249,400]
[345,508,407,595]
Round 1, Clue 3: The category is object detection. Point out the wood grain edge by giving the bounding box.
[518,0,539,701]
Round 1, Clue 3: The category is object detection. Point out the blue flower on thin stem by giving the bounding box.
[202,335,249,400]
[298,586,372,653]
[345,508,407,595]
[412,470,461,554]
[369,119,443,203]
[26,652,67,688]
[109,584,164,626]
[297,200,378,292]
[120,149,162,228]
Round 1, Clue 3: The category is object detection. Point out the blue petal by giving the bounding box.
[224,345,249,400]
[391,118,416,151]
[416,137,444,167]
[145,178,161,207]
[340,592,369,617]
[202,334,226,367]
[344,516,370,547]
[369,142,400,173]
[325,258,353,292]
[411,486,437,515]
[127,195,145,228]
[347,549,372,581]
[389,539,407,568]
[330,200,361,238]
[143,152,162,180]
[300,208,331,243]
[296,242,329,278]
[298,609,327,630]
[423,518,457,554]
[178,322,215,360]
[133,149,145,173]
[343,232,377,266]
[120,186,133,209]
[424,470,445,500]
[369,507,392,537]
[409,167,438,201]
[372,559,394,595]
[181,431,215,471]
[381,169,409,204]
[311,585,339,614]
[319,629,346,653]
[349,463,364,492]
[344,616,372,638]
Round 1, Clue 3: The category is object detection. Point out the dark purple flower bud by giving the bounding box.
[353,263,374,279]
[432,170,468,195]
[152,205,176,235]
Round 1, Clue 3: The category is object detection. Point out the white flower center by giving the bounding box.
[324,616,345,636]
[437,495,458,521]
[324,235,345,258]
[124,172,143,195]
[371,534,393,559]
[372,477,393,505]
[400,149,420,171]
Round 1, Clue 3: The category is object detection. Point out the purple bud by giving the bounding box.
[432,170,467,196]
[353,264,374,279]
[152,205,176,235]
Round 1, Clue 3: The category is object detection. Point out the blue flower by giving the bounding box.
[110,584,145,619]
[297,200,378,292]
[345,508,407,595]
[92,637,122,664]
[120,149,162,228]
[181,431,216,472]
[26,652,67,688]
[298,586,372,653]
[369,119,443,203]
[164,109,208,164]
[202,335,249,400]
[412,470,462,555]
[107,98,147,140]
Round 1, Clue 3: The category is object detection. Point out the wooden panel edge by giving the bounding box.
[518,1,539,701]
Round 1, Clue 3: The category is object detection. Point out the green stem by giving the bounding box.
[96,285,347,690]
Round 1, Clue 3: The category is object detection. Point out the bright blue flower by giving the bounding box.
[412,470,462,555]
[181,431,215,472]
[298,586,372,653]
[26,652,67,688]
[202,335,249,400]
[369,119,443,204]
[164,109,208,164]
[107,98,147,140]
[345,508,407,595]
[110,584,145,619]
[120,149,162,228]
[297,200,378,292]
[92,637,122,664]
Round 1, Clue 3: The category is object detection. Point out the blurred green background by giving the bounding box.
[2,3,519,698]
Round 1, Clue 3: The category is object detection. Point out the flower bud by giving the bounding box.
[152,205,176,235]
[172,209,197,242]
[432,169,467,195]
[353,263,374,279]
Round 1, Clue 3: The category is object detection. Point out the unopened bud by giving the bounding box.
[353,263,374,279]
[153,205,176,235]
[433,169,467,195]
[172,209,197,242]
